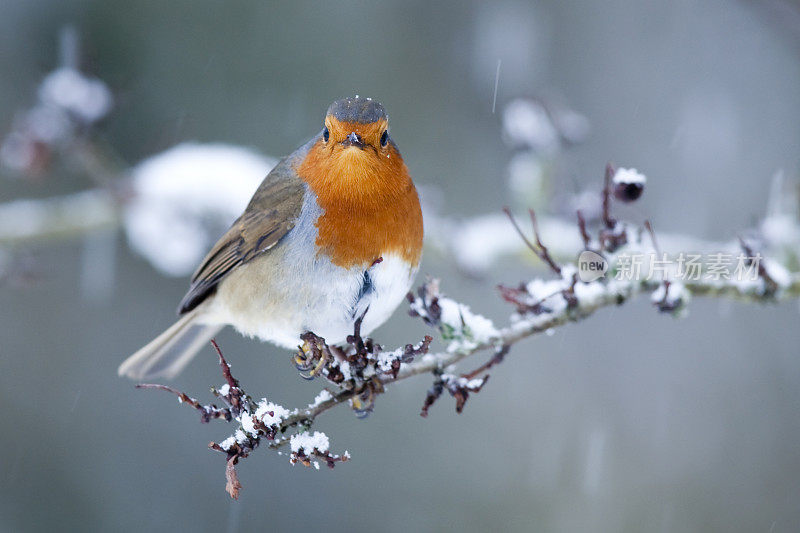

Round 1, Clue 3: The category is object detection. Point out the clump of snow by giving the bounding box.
[308,389,333,409]
[217,384,230,397]
[525,277,568,302]
[762,215,800,249]
[613,167,647,186]
[219,429,251,451]
[375,347,403,372]
[437,297,498,348]
[254,399,291,426]
[502,98,589,152]
[327,359,353,382]
[651,281,688,314]
[218,436,237,451]
[440,373,487,391]
[502,99,559,152]
[124,143,276,276]
[573,280,608,306]
[763,259,792,289]
[523,266,582,313]
[234,399,291,439]
[38,67,113,124]
[290,431,330,454]
[465,377,487,389]
[240,413,257,436]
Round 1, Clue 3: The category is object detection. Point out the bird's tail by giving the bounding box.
[118,309,223,380]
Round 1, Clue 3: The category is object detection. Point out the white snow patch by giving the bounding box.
[124,143,276,276]
[438,297,498,344]
[573,281,607,306]
[762,215,800,248]
[38,67,113,124]
[308,389,333,409]
[234,429,248,445]
[219,436,237,451]
[240,413,257,437]
[613,167,647,186]
[651,281,687,308]
[502,99,559,152]
[290,431,330,454]
[763,259,792,289]
[254,399,291,426]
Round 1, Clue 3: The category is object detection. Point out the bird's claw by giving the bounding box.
[295,333,329,380]
[350,377,384,418]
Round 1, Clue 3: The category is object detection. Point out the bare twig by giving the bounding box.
[576,210,592,249]
[503,206,562,274]
[602,162,616,229]
[738,236,779,296]
[134,383,233,423]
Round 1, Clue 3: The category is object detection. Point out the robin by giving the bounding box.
[119,96,424,380]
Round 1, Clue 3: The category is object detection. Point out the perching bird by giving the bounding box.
[119,96,423,380]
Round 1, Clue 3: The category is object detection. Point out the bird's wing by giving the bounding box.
[177,164,306,315]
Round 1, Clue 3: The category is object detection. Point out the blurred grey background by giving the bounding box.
[2,1,800,531]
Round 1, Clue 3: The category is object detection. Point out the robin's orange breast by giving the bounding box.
[296,135,423,270]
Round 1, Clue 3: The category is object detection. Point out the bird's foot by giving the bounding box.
[295,332,330,380]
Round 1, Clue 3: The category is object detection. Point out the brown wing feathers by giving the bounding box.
[177,173,305,315]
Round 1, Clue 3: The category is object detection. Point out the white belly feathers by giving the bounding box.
[202,186,418,348]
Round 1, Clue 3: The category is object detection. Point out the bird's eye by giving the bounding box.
[323,127,330,142]
[380,130,388,147]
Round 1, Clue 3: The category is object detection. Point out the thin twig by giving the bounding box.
[503,207,562,275]
[576,210,591,249]
[135,383,232,422]
[602,162,616,229]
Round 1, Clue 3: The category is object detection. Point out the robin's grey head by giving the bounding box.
[321,96,391,152]
[326,96,387,124]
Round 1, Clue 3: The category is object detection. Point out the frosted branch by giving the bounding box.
[137,164,800,498]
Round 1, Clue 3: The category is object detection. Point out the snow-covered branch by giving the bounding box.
[137,163,800,498]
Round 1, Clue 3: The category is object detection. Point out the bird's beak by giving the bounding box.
[341,131,365,149]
